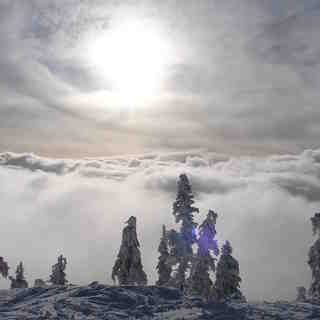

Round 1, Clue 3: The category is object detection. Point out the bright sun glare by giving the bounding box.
[89,19,172,105]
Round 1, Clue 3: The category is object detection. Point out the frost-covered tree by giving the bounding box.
[0,257,9,279]
[308,212,320,301]
[156,225,172,286]
[9,262,28,289]
[214,241,244,301]
[296,286,307,302]
[166,229,185,286]
[50,255,67,285]
[34,279,47,288]
[169,174,199,286]
[112,216,147,285]
[189,210,219,299]
[173,174,199,254]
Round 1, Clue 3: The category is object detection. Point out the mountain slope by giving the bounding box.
[0,284,320,319]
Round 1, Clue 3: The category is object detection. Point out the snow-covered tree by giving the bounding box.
[189,210,219,299]
[112,216,147,285]
[34,279,47,288]
[49,255,67,285]
[166,229,185,286]
[296,286,307,302]
[173,174,199,254]
[308,212,320,301]
[0,257,9,279]
[9,262,28,289]
[169,174,199,286]
[214,241,244,301]
[156,225,172,286]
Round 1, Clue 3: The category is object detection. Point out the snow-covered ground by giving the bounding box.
[0,284,319,319]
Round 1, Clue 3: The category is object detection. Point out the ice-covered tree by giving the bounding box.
[9,262,28,289]
[189,210,219,299]
[173,174,199,253]
[156,225,172,286]
[34,279,47,288]
[49,255,67,285]
[214,241,244,301]
[308,212,320,301]
[0,257,9,279]
[112,216,147,285]
[170,173,199,285]
[296,286,307,302]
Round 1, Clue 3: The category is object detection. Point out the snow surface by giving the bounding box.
[0,284,320,319]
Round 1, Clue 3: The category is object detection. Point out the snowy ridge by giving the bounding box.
[0,284,320,319]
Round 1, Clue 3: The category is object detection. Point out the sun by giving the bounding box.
[88,19,172,105]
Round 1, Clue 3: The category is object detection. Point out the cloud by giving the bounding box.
[1,1,320,156]
[1,148,320,200]
[0,148,320,301]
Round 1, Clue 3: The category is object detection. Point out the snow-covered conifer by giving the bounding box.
[189,210,219,299]
[173,174,199,253]
[112,216,147,285]
[308,212,320,301]
[49,255,67,285]
[170,174,199,285]
[9,262,28,289]
[296,286,307,302]
[156,225,172,286]
[214,241,244,301]
[34,279,47,288]
[0,257,9,279]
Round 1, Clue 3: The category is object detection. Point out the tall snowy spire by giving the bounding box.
[169,174,199,286]
[173,173,199,254]
[112,216,147,285]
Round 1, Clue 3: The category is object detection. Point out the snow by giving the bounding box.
[0,284,320,319]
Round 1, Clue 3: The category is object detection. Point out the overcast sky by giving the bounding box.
[1,0,320,302]
[1,0,320,156]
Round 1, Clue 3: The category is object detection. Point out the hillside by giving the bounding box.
[0,284,320,319]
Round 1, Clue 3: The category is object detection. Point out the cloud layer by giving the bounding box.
[1,148,320,300]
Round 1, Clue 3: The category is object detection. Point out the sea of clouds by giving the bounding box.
[1,149,320,301]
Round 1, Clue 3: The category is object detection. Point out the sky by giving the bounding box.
[0,0,320,301]
[1,0,320,156]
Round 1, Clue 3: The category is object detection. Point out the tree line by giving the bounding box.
[111,173,244,302]
[0,254,67,289]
